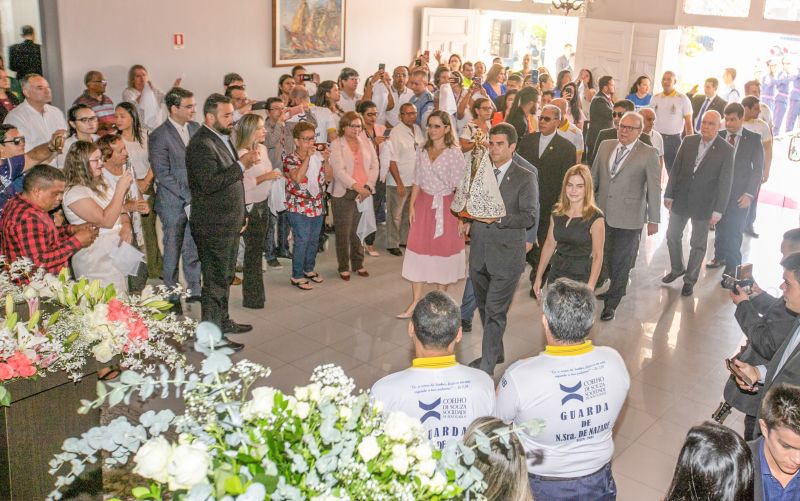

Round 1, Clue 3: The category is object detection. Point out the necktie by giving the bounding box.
[611,146,627,176]
[728,134,736,148]
[494,168,501,182]
[696,98,711,131]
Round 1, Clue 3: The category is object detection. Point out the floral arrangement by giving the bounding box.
[0,257,194,405]
[47,323,494,501]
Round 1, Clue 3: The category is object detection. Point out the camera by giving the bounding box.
[302,74,313,82]
[721,263,754,293]
[314,143,327,151]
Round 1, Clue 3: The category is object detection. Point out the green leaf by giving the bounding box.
[223,475,245,494]
[0,386,11,407]
[131,486,151,499]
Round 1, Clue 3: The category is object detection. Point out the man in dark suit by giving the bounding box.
[149,87,202,312]
[589,99,653,165]
[467,123,537,376]
[747,383,800,500]
[691,78,728,133]
[591,111,661,321]
[663,110,734,296]
[517,104,575,296]
[8,25,42,78]
[585,75,615,162]
[707,103,764,277]
[187,94,260,350]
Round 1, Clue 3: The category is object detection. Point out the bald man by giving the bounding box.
[663,110,734,296]
[552,98,583,163]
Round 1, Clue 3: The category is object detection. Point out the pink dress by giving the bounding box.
[401,146,466,284]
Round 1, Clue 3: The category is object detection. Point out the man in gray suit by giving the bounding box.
[707,102,764,277]
[663,110,734,296]
[466,123,537,376]
[149,87,202,311]
[591,111,661,321]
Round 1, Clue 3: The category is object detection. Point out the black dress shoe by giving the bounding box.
[223,321,253,334]
[681,283,694,296]
[662,270,686,284]
[600,306,616,321]
[387,248,403,256]
[461,319,472,332]
[219,336,245,352]
[706,259,726,269]
[185,295,201,303]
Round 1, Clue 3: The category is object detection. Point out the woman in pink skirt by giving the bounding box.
[397,111,467,318]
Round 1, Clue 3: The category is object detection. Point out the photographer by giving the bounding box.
[729,252,800,440]
[721,228,800,439]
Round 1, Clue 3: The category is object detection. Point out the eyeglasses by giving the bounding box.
[298,136,316,142]
[618,124,641,133]
[538,116,555,122]
[75,116,99,123]
[90,80,107,85]
[612,112,626,118]
[400,111,417,116]
[0,136,25,145]
[269,107,285,112]
[478,106,494,111]
[347,124,363,129]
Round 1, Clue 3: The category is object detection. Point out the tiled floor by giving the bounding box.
[167,166,799,499]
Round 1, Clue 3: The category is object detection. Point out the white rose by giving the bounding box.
[384,412,419,442]
[339,405,352,421]
[285,396,298,412]
[294,385,310,401]
[92,337,115,363]
[421,471,448,492]
[357,435,380,462]
[390,443,409,475]
[417,458,437,477]
[307,383,322,402]
[410,443,432,461]
[167,442,210,491]
[320,386,338,400]
[241,386,277,420]
[295,401,311,419]
[132,437,172,483]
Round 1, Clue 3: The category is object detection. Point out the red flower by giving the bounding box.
[7,352,36,377]
[0,363,15,380]
[106,299,131,322]
[127,317,149,343]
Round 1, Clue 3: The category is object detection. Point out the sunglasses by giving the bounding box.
[612,111,626,118]
[1,136,25,145]
[538,116,555,122]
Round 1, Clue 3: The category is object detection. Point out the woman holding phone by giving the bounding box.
[278,74,296,106]
[311,80,343,144]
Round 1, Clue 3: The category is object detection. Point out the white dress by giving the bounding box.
[63,184,127,295]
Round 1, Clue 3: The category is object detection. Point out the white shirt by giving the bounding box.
[168,117,191,146]
[646,130,664,157]
[4,100,68,165]
[371,358,495,450]
[650,92,693,135]
[238,144,272,204]
[557,121,584,154]
[311,106,339,144]
[384,86,414,127]
[338,91,362,113]
[102,167,144,246]
[496,343,630,477]
[387,123,425,186]
[759,103,774,129]
[538,132,557,157]
[744,118,773,144]
[493,158,512,185]
[56,134,99,169]
[608,141,633,175]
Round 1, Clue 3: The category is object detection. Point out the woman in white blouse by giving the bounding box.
[234,114,282,309]
[115,102,162,280]
[62,141,134,294]
[311,80,343,144]
[122,64,180,131]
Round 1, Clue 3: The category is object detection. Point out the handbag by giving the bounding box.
[450,128,506,219]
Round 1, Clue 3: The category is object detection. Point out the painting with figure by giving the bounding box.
[273,0,346,66]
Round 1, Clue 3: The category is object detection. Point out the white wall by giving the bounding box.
[54,0,458,107]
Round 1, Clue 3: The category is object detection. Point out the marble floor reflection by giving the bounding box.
[165,198,798,499]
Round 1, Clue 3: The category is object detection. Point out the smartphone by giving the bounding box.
[449,77,458,84]
[736,263,753,281]
[302,74,313,82]
[378,63,386,72]
[53,135,64,150]
[415,59,422,66]
[424,50,430,58]
[314,143,327,151]
[726,358,753,387]
[531,69,539,85]
[473,76,482,86]
[383,128,392,138]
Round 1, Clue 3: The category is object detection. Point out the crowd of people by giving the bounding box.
[1,33,800,498]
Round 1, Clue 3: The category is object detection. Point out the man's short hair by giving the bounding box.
[784,228,800,245]
[224,85,245,99]
[507,74,523,84]
[724,102,745,119]
[399,102,416,114]
[782,252,800,283]
[21,25,34,37]
[542,278,595,343]
[541,104,562,121]
[621,111,644,129]
[640,107,656,119]
[411,291,460,348]
[20,73,43,90]
[489,122,518,146]
[338,67,359,83]
[0,123,17,142]
[761,383,800,436]
[223,73,244,87]
[291,65,306,77]
[706,77,719,89]
[744,80,760,94]
[410,69,428,82]
[83,70,101,86]
[741,96,760,110]
[598,75,614,91]
[724,68,737,80]
[265,97,283,111]
[614,99,635,112]
[164,87,194,112]
[542,90,554,99]
[22,164,65,193]
[203,93,231,116]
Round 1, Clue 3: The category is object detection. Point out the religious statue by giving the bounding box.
[450,128,506,219]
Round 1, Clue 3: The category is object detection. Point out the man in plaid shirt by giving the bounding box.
[0,164,97,274]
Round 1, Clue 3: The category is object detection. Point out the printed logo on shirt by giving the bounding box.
[418,398,442,423]
[553,365,614,444]
[560,381,584,405]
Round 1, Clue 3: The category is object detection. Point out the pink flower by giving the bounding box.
[0,363,15,380]
[106,299,130,322]
[127,318,149,342]
[7,352,36,377]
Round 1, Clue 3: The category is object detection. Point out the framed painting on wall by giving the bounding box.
[272,0,346,67]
